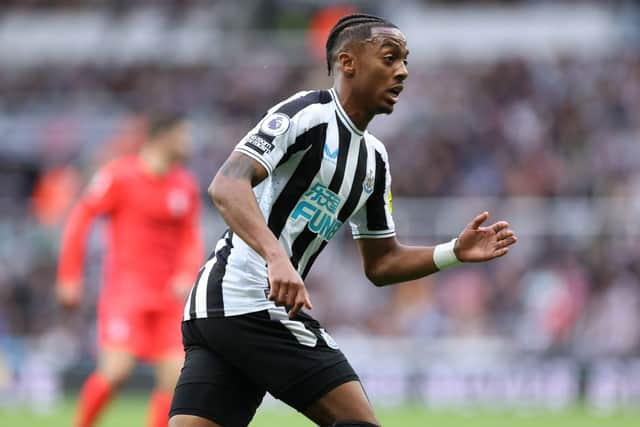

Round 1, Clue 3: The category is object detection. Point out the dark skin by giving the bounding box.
[334,27,411,129]
[211,152,313,317]
[170,25,517,427]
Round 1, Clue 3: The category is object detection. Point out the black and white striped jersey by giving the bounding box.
[184,88,395,319]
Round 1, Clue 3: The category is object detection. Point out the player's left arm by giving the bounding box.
[356,211,517,286]
[171,182,205,301]
[353,144,516,286]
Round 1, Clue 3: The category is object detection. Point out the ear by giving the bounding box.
[337,51,355,78]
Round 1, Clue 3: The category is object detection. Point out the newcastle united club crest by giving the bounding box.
[363,170,375,194]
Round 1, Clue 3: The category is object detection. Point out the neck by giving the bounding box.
[333,80,373,132]
[139,143,172,176]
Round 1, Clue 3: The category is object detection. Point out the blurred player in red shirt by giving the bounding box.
[57,113,204,427]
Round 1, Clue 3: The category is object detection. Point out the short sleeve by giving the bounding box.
[234,90,333,175]
[234,110,297,175]
[83,163,120,214]
[350,149,396,239]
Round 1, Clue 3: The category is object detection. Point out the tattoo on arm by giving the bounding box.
[220,156,260,183]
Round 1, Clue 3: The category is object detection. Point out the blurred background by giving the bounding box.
[1,0,640,422]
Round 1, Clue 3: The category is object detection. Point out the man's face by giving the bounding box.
[353,27,409,115]
[160,122,193,163]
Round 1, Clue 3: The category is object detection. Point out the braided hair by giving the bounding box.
[325,13,397,76]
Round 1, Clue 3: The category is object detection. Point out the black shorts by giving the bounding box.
[169,310,359,426]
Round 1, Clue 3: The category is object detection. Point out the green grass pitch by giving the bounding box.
[1,394,639,426]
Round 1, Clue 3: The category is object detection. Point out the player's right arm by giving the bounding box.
[57,164,120,309]
[209,152,312,319]
[210,95,318,318]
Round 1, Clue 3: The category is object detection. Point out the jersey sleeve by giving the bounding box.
[349,149,396,239]
[57,163,121,285]
[82,164,121,213]
[233,99,303,175]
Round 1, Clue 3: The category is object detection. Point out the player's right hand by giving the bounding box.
[56,282,82,310]
[267,257,313,319]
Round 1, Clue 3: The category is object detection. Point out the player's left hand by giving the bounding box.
[454,211,517,262]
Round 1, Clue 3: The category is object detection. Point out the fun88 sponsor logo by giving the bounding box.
[290,183,342,241]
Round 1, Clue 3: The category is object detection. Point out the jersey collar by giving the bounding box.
[329,88,364,136]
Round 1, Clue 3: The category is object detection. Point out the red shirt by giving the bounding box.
[58,156,204,310]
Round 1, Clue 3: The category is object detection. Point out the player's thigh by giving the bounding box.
[96,348,137,386]
[302,380,378,426]
[169,321,265,427]
[152,354,184,392]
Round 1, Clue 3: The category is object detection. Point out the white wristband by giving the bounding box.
[433,238,463,270]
